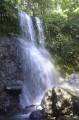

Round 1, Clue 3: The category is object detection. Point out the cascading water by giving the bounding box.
[18,10,59,108]
[18,10,36,42]
[35,17,45,45]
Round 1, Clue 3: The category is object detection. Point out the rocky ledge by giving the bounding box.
[0,80,23,114]
[4,80,23,95]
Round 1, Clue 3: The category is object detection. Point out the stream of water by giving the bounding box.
[18,10,59,108]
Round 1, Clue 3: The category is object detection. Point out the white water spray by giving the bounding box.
[35,17,45,45]
[18,10,36,42]
[18,11,59,108]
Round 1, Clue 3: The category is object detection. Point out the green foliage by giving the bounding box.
[0,0,26,36]
[44,10,79,76]
[0,1,17,36]
[25,0,53,17]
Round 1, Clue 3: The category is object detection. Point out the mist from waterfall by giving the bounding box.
[18,10,59,108]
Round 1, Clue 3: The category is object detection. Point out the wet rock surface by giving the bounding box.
[28,110,45,120]
[0,37,23,115]
[41,85,79,119]
[0,37,23,81]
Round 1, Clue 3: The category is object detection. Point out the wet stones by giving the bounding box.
[29,110,44,120]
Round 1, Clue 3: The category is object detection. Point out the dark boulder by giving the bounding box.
[29,110,45,120]
[0,92,10,113]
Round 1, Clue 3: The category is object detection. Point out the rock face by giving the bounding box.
[0,37,23,113]
[0,37,23,81]
[41,86,79,118]
[0,80,23,114]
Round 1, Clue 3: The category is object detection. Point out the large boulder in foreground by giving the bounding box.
[41,86,79,118]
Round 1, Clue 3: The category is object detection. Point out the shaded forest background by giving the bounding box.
[0,0,79,77]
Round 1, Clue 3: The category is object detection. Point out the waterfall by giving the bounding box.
[18,11,59,108]
[18,10,36,42]
[35,17,45,46]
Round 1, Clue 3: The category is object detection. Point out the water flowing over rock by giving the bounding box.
[35,17,45,45]
[18,10,59,108]
[18,10,36,42]
[18,10,45,46]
